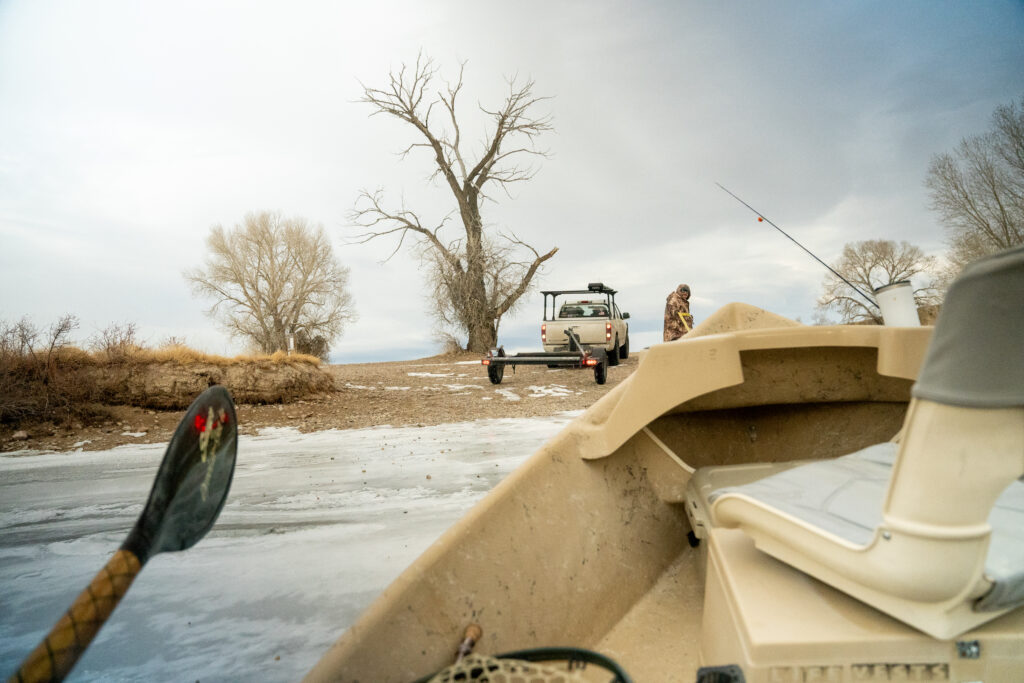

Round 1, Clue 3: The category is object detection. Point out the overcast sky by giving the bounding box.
[2,1,1022,362]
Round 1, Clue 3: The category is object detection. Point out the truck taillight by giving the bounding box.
[606,322,612,341]
[541,323,546,343]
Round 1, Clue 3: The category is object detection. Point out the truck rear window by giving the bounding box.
[559,303,609,318]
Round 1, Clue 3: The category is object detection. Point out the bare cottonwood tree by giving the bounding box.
[185,211,356,357]
[816,240,941,324]
[926,95,1024,279]
[352,54,558,352]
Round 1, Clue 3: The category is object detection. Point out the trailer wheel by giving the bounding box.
[607,337,620,366]
[619,335,629,360]
[594,351,608,385]
[487,363,505,384]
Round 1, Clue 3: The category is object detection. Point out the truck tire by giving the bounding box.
[607,337,620,366]
[619,335,629,360]
[487,363,504,384]
[594,351,608,385]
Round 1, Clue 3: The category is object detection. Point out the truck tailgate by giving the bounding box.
[546,321,608,346]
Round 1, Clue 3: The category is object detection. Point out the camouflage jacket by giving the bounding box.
[663,289,693,341]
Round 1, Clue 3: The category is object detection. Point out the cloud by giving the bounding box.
[2,1,1022,362]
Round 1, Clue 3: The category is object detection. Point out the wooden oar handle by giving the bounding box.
[11,550,142,683]
[455,623,483,661]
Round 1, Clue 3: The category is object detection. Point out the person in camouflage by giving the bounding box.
[663,284,694,341]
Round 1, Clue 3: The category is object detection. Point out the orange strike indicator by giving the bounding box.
[758,217,764,222]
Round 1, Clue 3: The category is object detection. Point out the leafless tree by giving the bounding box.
[351,53,558,352]
[185,211,356,357]
[816,240,941,324]
[926,94,1024,280]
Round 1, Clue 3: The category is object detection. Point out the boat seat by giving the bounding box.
[708,442,1024,602]
[708,245,1024,639]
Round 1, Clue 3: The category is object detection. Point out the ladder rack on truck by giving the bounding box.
[482,328,610,385]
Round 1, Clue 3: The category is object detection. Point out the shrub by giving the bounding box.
[0,315,93,425]
[1,315,327,428]
[90,322,143,363]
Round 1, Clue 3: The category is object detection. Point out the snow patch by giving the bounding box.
[406,372,453,378]
[525,385,576,398]
[494,389,520,401]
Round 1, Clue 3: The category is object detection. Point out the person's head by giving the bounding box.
[678,284,690,298]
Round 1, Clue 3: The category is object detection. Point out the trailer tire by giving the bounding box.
[594,351,608,385]
[619,335,629,360]
[487,363,504,384]
[607,337,620,366]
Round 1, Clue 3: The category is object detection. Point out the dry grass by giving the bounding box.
[2,335,323,427]
[110,346,322,367]
[32,345,321,367]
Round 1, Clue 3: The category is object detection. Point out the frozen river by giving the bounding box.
[0,413,579,682]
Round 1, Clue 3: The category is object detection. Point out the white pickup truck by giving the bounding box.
[482,283,630,386]
[541,283,630,365]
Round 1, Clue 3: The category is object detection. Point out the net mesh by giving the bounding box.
[427,653,590,683]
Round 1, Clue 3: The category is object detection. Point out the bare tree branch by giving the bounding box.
[926,94,1024,279]
[351,53,557,351]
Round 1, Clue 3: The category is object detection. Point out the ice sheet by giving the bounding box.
[0,413,579,682]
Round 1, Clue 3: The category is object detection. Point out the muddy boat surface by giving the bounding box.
[306,247,1024,682]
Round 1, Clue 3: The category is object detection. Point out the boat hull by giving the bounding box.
[306,308,935,682]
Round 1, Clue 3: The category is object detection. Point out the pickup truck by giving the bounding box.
[481,283,630,385]
[541,283,630,365]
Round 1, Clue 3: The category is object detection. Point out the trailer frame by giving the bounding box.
[482,328,609,385]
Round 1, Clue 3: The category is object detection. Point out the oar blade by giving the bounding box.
[122,385,238,563]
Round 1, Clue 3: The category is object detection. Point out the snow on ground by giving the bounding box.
[0,413,580,682]
[525,385,578,398]
[343,378,580,399]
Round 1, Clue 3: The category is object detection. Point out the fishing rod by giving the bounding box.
[715,183,877,308]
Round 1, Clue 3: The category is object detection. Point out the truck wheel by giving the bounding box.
[594,351,608,385]
[619,335,629,360]
[607,337,620,366]
[487,363,504,384]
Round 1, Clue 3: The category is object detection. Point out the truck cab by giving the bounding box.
[541,283,630,364]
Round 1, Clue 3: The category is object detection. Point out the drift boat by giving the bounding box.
[306,247,1024,682]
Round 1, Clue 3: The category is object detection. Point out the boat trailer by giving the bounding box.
[482,328,609,385]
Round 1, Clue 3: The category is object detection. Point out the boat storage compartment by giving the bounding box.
[699,527,1024,682]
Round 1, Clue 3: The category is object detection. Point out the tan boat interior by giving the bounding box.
[306,299,1024,682]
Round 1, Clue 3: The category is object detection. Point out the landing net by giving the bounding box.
[428,653,589,682]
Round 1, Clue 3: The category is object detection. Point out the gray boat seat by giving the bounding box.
[708,245,1024,639]
[709,443,1024,602]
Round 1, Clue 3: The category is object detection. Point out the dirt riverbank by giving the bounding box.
[2,352,640,453]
